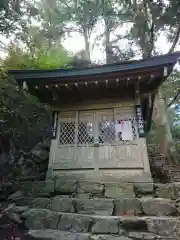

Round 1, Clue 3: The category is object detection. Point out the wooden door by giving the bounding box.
[96,108,143,169]
[53,110,96,170]
[53,108,143,171]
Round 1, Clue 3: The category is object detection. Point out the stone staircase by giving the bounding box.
[0,179,180,239]
[150,154,180,183]
[148,145,180,183]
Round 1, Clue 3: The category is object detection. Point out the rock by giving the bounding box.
[134,183,154,197]
[77,182,104,196]
[17,156,24,166]
[14,197,33,206]
[146,217,180,237]
[57,214,92,233]
[155,184,176,199]
[75,199,113,216]
[142,198,177,216]
[0,182,13,200]
[91,218,119,234]
[21,209,60,229]
[114,198,142,216]
[173,183,180,198]
[30,198,52,210]
[52,195,71,198]
[105,183,135,198]
[8,191,24,201]
[120,217,148,231]
[76,193,91,199]
[55,179,77,194]
[7,212,22,224]
[19,181,34,196]
[127,232,157,240]
[90,236,132,240]
[51,197,74,212]
[11,206,29,213]
[31,180,54,197]
[28,229,90,240]
[31,140,50,161]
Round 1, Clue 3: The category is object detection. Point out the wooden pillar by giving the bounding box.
[47,110,59,179]
[135,83,152,181]
[135,83,145,137]
[51,110,58,139]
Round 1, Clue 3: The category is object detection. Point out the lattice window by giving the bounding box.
[99,120,116,143]
[78,112,94,145]
[59,122,75,145]
[97,110,116,144]
[78,122,93,144]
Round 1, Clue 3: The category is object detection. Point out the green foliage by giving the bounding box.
[0,69,51,150]
[3,42,73,70]
[35,44,73,69]
[0,0,21,33]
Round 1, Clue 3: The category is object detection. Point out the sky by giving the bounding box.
[0,22,180,62]
[62,31,174,62]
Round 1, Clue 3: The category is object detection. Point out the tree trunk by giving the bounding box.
[104,19,114,64]
[152,90,178,164]
[83,29,91,62]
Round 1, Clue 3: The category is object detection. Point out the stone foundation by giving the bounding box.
[1,179,180,240]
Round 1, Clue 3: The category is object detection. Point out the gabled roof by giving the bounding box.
[8,52,180,133]
[8,52,180,84]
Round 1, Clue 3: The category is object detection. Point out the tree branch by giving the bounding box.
[168,23,180,54]
[110,34,129,44]
[167,90,180,108]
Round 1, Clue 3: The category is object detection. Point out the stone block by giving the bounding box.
[146,217,180,237]
[120,217,148,231]
[105,183,135,198]
[51,197,74,213]
[11,206,29,213]
[30,198,52,210]
[114,198,142,216]
[14,197,33,206]
[57,214,92,233]
[114,198,124,216]
[55,179,77,194]
[75,199,113,216]
[90,236,131,240]
[7,212,22,224]
[22,208,60,229]
[91,218,119,234]
[31,180,55,197]
[128,232,157,240]
[20,182,34,196]
[76,193,91,199]
[155,184,176,199]
[28,229,91,240]
[141,198,177,216]
[173,183,180,198]
[77,181,104,195]
[134,183,154,197]
[8,190,24,201]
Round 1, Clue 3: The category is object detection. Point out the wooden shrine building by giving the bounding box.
[9,52,180,182]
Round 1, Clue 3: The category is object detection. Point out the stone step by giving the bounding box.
[27,229,179,240]
[12,196,179,217]
[4,179,180,200]
[17,209,180,238]
[28,229,91,240]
